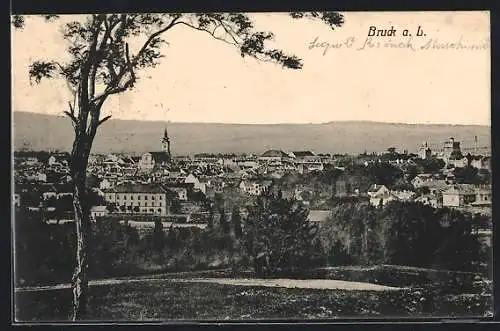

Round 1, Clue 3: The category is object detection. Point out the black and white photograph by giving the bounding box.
[11,11,492,322]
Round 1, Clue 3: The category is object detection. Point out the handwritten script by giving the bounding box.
[308,25,489,55]
[308,36,490,55]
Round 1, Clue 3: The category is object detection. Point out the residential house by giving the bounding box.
[391,189,416,201]
[164,185,189,201]
[90,205,108,221]
[207,178,226,194]
[184,173,206,194]
[442,185,477,208]
[297,162,324,174]
[443,137,462,160]
[99,178,114,190]
[411,174,449,193]
[103,182,168,216]
[472,186,492,207]
[414,194,441,208]
[291,151,316,161]
[369,191,398,207]
[258,150,292,164]
[411,174,435,188]
[48,153,70,167]
[102,155,122,174]
[37,172,47,183]
[138,152,170,171]
[239,179,272,196]
[367,184,390,198]
[234,158,258,170]
[367,184,398,207]
[471,156,491,171]
[417,141,432,159]
[448,154,469,168]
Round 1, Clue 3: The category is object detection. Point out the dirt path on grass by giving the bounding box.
[14,276,402,293]
[173,278,402,291]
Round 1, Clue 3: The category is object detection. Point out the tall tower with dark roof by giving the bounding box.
[162,127,171,161]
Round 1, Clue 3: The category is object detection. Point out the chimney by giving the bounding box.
[474,136,478,155]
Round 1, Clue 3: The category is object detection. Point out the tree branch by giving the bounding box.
[123,43,136,88]
[216,19,244,44]
[173,21,239,47]
[77,16,105,134]
[132,15,182,66]
[64,111,78,128]
[97,115,112,127]
[89,15,120,101]
[91,13,179,104]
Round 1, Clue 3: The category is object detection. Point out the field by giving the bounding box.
[14,265,493,322]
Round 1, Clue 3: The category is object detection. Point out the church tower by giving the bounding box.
[162,127,171,161]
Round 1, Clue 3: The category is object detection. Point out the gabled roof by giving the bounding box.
[420,179,448,190]
[371,191,399,200]
[104,183,166,194]
[413,174,433,180]
[91,205,108,212]
[260,150,290,158]
[367,184,388,193]
[443,184,476,195]
[149,152,170,163]
[162,181,192,189]
[292,151,315,158]
[414,194,439,202]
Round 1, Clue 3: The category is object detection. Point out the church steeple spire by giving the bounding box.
[162,126,171,161]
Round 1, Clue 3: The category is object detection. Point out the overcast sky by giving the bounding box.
[12,11,490,125]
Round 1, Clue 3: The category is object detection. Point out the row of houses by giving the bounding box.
[367,183,491,209]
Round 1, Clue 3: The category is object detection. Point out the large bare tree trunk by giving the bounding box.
[70,133,92,321]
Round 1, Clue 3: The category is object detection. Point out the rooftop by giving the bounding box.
[261,150,290,158]
[104,183,166,194]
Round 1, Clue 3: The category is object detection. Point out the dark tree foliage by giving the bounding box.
[169,198,182,214]
[153,219,165,253]
[366,163,404,188]
[477,169,491,185]
[218,208,231,235]
[414,157,446,173]
[453,166,481,184]
[403,164,420,181]
[320,200,382,265]
[14,211,75,286]
[321,200,485,272]
[231,206,243,239]
[243,190,321,276]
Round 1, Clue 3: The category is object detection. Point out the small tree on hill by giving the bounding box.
[218,208,231,235]
[153,219,165,253]
[243,190,319,276]
[231,206,243,239]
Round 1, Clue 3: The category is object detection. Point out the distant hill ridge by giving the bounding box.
[13,111,490,155]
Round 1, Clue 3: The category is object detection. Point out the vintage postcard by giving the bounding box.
[11,11,492,322]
